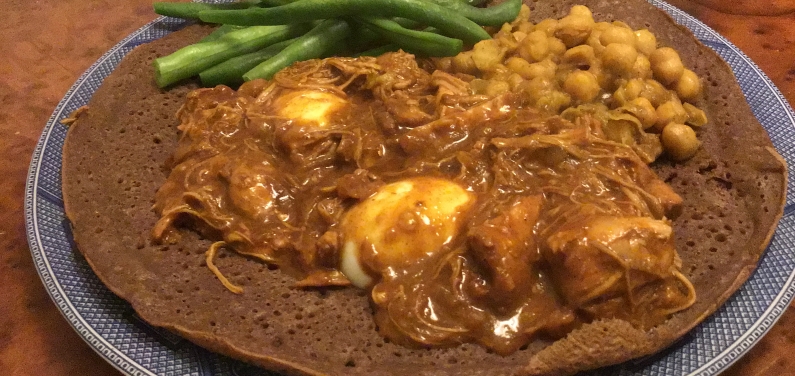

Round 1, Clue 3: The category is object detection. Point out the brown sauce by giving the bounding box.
[152,52,695,355]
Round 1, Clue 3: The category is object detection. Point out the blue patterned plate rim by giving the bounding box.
[24,1,795,375]
[23,16,186,376]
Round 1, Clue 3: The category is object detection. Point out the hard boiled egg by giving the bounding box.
[274,90,348,128]
[339,177,475,288]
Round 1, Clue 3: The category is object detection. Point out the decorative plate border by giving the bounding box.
[24,15,197,376]
[24,1,795,375]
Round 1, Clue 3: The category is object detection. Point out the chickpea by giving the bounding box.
[530,76,555,92]
[612,84,631,106]
[511,58,557,81]
[518,30,550,62]
[676,68,702,102]
[485,80,511,96]
[569,5,593,18]
[534,59,558,79]
[661,123,700,161]
[472,39,507,72]
[497,22,513,37]
[603,43,639,74]
[520,76,555,103]
[594,21,612,32]
[435,57,453,72]
[536,90,572,113]
[535,18,559,37]
[612,21,632,29]
[556,14,595,48]
[613,78,644,105]
[507,57,554,81]
[624,78,645,99]
[516,20,534,34]
[600,25,636,47]
[640,79,671,107]
[451,51,478,75]
[604,118,637,145]
[683,103,708,127]
[506,57,533,78]
[590,64,615,92]
[495,25,520,53]
[547,37,567,60]
[554,68,568,88]
[506,73,525,91]
[625,97,658,129]
[587,28,606,55]
[650,47,684,85]
[564,70,601,102]
[486,63,511,81]
[631,54,651,79]
[654,99,688,132]
[634,29,657,56]
[511,5,532,29]
[562,45,597,68]
[470,79,490,95]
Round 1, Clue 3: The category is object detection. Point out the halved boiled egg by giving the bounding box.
[339,177,475,288]
[274,90,348,128]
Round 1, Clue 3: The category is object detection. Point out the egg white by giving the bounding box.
[274,90,348,128]
[339,177,475,288]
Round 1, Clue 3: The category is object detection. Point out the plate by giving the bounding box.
[24,1,795,375]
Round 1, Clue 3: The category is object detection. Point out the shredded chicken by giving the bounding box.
[152,51,694,354]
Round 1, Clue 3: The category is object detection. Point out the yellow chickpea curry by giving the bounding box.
[153,5,706,355]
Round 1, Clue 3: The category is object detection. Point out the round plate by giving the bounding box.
[24,1,795,375]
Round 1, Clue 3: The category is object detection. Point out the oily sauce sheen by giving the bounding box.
[152,52,695,355]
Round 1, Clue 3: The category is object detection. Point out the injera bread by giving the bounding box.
[61,0,787,374]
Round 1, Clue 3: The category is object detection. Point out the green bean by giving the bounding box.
[154,23,309,88]
[257,0,295,5]
[198,24,248,44]
[458,0,487,6]
[392,17,421,29]
[426,0,521,26]
[354,44,400,57]
[358,17,462,57]
[198,0,491,45]
[243,19,352,81]
[199,38,297,87]
[343,18,386,52]
[321,37,352,58]
[153,1,258,19]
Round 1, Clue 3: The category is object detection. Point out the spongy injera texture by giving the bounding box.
[61,1,786,375]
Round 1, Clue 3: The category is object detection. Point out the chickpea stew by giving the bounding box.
[442,4,707,162]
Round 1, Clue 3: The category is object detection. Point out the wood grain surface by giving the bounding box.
[1,0,793,374]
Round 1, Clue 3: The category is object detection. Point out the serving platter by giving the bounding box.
[24,1,795,375]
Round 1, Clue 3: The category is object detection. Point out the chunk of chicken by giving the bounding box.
[468,195,543,301]
[544,215,677,308]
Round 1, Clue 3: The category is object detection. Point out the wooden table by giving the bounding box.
[1,0,793,374]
